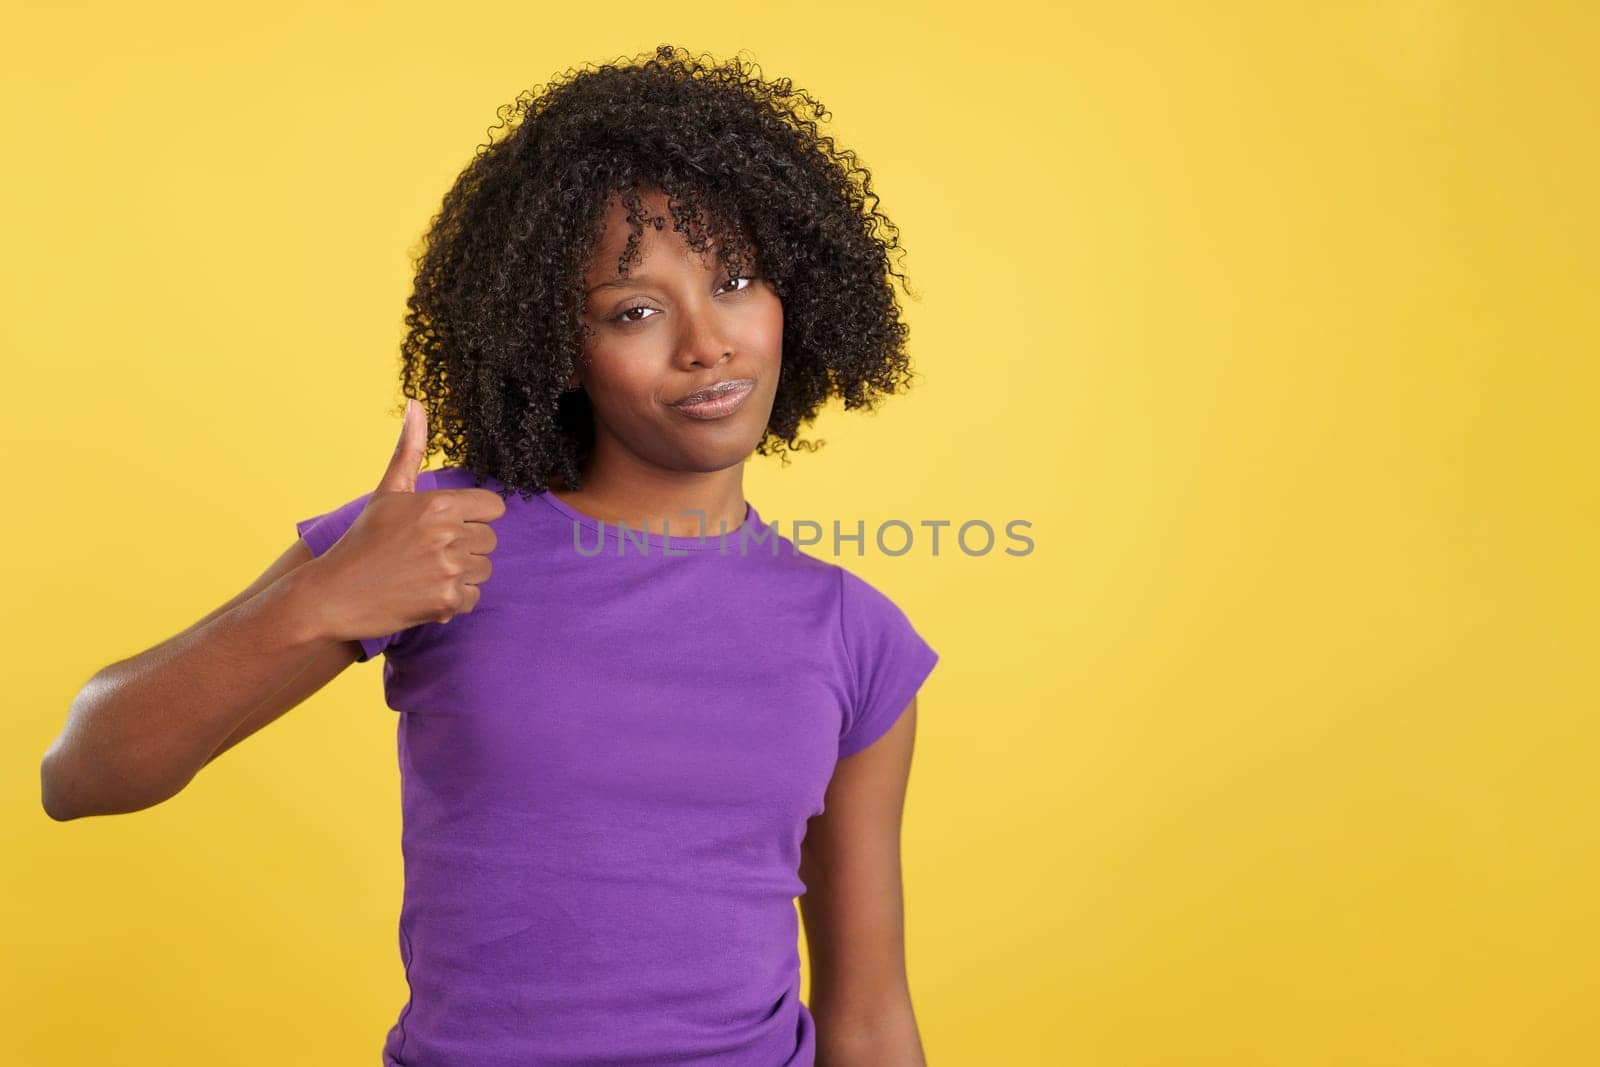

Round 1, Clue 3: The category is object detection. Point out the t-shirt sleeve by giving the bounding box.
[293,470,437,663]
[836,567,941,759]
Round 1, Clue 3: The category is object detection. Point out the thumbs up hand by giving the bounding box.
[313,400,508,640]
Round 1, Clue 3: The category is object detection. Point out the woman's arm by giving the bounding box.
[39,538,361,821]
[799,696,927,1067]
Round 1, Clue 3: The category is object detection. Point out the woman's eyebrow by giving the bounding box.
[586,276,653,295]
[587,270,722,295]
[585,252,743,296]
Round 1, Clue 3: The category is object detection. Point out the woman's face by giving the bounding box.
[575,189,784,476]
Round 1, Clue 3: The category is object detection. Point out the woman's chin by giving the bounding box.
[660,428,766,471]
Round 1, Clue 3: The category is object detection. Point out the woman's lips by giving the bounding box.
[671,380,756,420]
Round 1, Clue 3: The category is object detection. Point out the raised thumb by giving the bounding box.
[375,398,427,494]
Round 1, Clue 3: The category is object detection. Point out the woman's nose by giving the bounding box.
[675,312,734,369]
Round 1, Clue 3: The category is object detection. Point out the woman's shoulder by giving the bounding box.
[423,464,501,490]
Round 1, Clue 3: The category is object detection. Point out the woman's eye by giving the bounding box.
[612,305,658,325]
[610,278,755,325]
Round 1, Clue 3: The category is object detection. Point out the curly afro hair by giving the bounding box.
[397,43,923,501]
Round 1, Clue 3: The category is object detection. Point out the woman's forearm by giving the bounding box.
[41,562,336,819]
[814,1002,927,1067]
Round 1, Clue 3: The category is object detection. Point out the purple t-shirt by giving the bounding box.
[294,465,940,1066]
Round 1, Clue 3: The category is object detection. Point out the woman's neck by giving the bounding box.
[550,460,749,538]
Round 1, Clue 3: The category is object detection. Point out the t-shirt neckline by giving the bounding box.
[535,489,766,552]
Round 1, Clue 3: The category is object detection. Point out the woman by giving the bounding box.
[44,44,939,1066]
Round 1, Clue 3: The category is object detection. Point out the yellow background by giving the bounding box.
[6,2,1597,1063]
